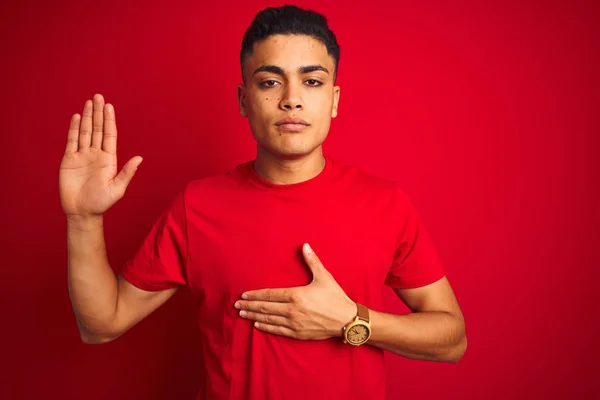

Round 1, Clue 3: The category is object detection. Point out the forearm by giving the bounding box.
[367,309,467,363]
[67,215,118,341]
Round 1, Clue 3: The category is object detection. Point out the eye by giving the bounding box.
[305,79,322,87]
[261,80,280,88]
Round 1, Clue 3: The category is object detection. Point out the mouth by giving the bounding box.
[275,123,309,132]
[275,117,310,133]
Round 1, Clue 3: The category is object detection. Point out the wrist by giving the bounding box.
[333,297,357,338]
[67,214,103,231]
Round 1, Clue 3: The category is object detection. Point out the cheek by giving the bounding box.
[247,94,276,115]
[310,92,333,111]
[246,98,278,134]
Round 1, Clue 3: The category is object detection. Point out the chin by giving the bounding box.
[260,141,321,160]
[272,148,313,159]
[253,128,327,158]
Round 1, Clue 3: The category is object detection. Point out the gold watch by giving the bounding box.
[342,303,371,346]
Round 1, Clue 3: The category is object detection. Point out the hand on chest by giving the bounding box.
[187,204,395,298]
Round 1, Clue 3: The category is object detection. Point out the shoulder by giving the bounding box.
[330,157,407,197]
[182,161,248,198]
[171,162,248,205]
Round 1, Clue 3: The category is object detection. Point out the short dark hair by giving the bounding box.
[240,4,340,83]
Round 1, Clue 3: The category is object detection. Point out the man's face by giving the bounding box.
[238,34,340,159]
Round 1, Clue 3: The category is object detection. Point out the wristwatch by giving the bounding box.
[342,303,371,346]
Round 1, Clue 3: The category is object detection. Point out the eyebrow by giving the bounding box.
[252,64,330,76]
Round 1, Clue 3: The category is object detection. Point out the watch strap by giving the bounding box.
[356,303,370,323]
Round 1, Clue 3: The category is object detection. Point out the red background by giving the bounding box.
[2,0,599,398]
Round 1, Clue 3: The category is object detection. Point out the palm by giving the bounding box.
[60,148,118,216]
[59,94,142,218]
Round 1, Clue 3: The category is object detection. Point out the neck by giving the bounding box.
[253,147,326,185]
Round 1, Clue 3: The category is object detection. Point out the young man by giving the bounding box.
[60,5,466,399]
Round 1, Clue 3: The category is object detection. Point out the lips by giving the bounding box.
[276,123,309,132]
[275,117,310,132]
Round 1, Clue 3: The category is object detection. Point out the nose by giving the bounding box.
[279,82,304,111]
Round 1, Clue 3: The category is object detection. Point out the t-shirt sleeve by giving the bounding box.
[385,186,445,289]
[120,188,188,291]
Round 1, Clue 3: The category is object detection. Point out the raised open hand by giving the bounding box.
[59,94,143,218]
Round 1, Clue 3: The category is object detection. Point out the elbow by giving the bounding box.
[80,333,113,344]
[444,315,467,363]
[78,325,118,345]
[445,335,467,364]
[80,330,114,344]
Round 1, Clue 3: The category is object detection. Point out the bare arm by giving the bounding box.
[367,276,467,363]
[61,94,175,344]
[67,214,177,343]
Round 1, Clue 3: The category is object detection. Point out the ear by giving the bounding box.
[238,84,248,117]
[331,85,340,118]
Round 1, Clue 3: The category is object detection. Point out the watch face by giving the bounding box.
[347,324,370,344]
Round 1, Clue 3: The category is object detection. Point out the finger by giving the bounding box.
[103,103,118,154]
[91,93,105,149]
[242,288,294,302]
[65,114,81,153]
[303,243,327,281]
[113,156,144,195]
[254,322,297,339]
[78,99,93,149]
[235,300,289,317]
[239,310,290,328]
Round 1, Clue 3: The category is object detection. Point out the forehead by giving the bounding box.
[245,34,334,72]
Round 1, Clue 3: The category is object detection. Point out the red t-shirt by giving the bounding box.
[121,155,445,399]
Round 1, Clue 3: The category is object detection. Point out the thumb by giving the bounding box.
[303,243,326,281]
[114,156,143,193]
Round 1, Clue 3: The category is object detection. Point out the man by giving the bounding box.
[59,4,466,399]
